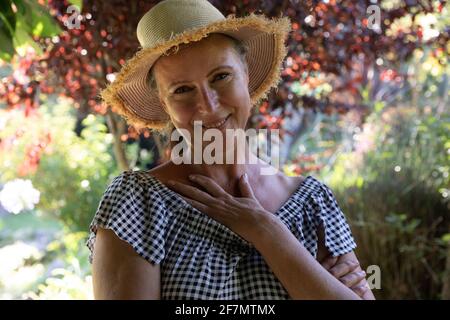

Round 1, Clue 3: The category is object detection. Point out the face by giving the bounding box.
[153,34,251,147]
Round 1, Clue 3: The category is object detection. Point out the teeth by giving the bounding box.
[203,116,228,128]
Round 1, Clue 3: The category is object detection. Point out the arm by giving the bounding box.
[168,173,361,300]
[92,227,161,299]
[317,225,376,300]
[324,252,376,300]
[252,213,362,300]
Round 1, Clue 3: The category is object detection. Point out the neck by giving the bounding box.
[181,142,266,196]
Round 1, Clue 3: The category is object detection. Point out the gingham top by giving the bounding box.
[86,170,357,299]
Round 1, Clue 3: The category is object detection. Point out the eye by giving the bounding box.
[213,72,230,82]
[174,86,192,94]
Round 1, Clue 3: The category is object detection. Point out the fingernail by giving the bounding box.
[243,173,248,180]
[188,174,195,180]
[167,180,175,185]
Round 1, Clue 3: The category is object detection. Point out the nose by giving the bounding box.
[197,84,219,114]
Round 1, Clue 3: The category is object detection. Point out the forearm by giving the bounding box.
[252,213,361,300]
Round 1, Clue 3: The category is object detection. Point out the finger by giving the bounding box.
[351,277,368,289]
[328,260,359,278]
[181,196,227,224]
[181,196,209,214]
[239,173,255,199]
[188,174,229,198]
[339,270,367,288]
[351,281,370,298]
[168,180,216,205]
[320,256,338,270]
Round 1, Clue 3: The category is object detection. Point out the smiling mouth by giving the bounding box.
[202,114,231,129]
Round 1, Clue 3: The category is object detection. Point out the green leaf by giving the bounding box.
[374,101,385,113]
[68,0,83,11]
[0,0,60,60]
[356,176,364,188]
[405,219,420,233]
[22,1,61,37]
[0,0,16,61]
[442,233,450,243]
[0,28,14,61]
[32,21,44,37]
[0,0,16,36]
[13,26,43,56]
[12,0,27,15]
[361,87,369,102]
[12,22,31,47]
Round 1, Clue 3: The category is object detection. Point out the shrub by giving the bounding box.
[325,105,449,299]
[0,98,119,231]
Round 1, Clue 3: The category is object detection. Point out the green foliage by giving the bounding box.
[0,211,62,248]
[0,98,119,231]
[24,228,92,300]
[0,0,16,61]
[25,268,92,300]
[0,211,93,299]
[1,0,448,300]
[321,86,449,299]
[68,0,83,10]
[329,112,448,298]
[0,0,61,61]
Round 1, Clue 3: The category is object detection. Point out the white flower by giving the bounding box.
[0,179,40,214]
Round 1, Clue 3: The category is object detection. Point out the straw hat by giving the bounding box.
[101,0,291,130]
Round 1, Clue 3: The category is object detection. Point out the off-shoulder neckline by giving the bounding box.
[141,171,316,217]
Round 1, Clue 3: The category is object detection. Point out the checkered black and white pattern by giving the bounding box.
[86,170,357,299]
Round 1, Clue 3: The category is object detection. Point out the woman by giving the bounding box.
[87,0,375,300]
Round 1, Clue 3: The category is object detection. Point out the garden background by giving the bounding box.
[0,0,448,299]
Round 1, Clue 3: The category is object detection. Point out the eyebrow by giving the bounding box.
[169,65,234,88]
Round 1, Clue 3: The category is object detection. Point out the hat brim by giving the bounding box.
[100,14,292,130]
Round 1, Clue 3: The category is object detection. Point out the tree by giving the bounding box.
[1,0,448,174]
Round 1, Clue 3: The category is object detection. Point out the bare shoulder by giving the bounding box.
[92,227,161,299]
[290,174,306,186]
[146,161,200,189]
[278,173,306,191]
[147,161,183,183]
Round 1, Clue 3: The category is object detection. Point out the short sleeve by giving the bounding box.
[310,182,357,257]
[86,170,167,265]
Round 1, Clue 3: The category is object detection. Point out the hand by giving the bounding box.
[320,256,371,298]
[167,173,270,244]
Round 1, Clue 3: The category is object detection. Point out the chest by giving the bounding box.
[253,176,304,215]
[149,164,303,215]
